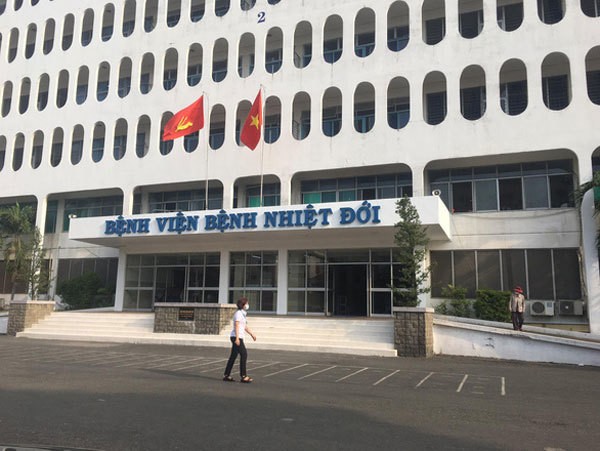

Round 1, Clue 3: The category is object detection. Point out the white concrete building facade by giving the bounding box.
[0,0,599,331]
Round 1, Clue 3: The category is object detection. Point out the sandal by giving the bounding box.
[223,376,235,382]
[240,376,253,383]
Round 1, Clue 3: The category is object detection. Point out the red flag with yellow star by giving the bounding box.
[240,91,263,150]
[162,95,204,141]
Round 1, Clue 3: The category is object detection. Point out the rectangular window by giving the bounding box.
[538,0,564,24]
[101,25,113,41]
[497,3,523,31]
[498,178,523,210]
[460,86,485,120]
[230,251,278,312]
[354,103,375,132]
[92,138,104,162]
[118,77,131,97]
[454,251,476,298]
[187,64,202,86]
[323,38,342,63]
[523,176,549,209]
[140,73,151,94]
[323,106,342,136]
[387,26,409,51]
[426,92,446,125]
[71,140,83,163]
[76,85,88,104]
[459,10,483,38]
[388,98,410,129]
[549,174,573,208]
[81,30,92,45]
[355,32,375,57]
[163,69,177,90]
[543,75,569,110]
[430,251,452,297]
[581,0,600,16]
[209,126,225,148]
[44,200,58,233]
[265,49,282,73]
[587,70,600,104]
[212,60,227,82]
[500,81,527,115]
[97,81,109,100]
[553,249,581,299]
[452,181,473,212]
[264,116,281,143]
[425,17,445,45]
[63,196,123,231]
[56,88,67,107]
[474,179,498,211]
[122,20,135,37]
[477,250,501,291]
[527,249,554,300]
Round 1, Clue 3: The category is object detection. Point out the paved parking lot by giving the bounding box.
[1,337,599,450]
[0,343,507,398]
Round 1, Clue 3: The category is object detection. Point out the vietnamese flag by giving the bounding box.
[162,95,205,141]
[240,91,263,150]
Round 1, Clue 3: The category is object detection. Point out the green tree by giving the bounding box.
[0,203,34,300]
[392,197,431,307]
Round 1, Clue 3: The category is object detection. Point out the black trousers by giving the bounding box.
[511,312,524,330]
[224,337,247,377]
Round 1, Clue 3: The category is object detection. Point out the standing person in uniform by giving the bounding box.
[509,286,526,331]
[223,297,256,383]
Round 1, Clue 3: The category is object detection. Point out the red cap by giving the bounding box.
[514,286,523,293]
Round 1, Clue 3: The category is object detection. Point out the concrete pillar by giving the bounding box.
[113,248,127,311]
[393,307,434,357]
[277,248,288,315]
[218,250,230,304]
[581,189,600,334]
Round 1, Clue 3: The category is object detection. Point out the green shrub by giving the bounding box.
[437,284,472,318]
[57,272,114,310]
[473,289,511,322]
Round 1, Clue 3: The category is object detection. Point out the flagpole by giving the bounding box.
[259,86,265,207]
[204,93,210,211]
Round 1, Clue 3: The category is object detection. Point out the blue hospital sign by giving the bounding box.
[104,202,382,237]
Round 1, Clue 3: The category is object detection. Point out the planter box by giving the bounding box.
[393,307,434,357]
[7,300,55,336]
[154,303,238,335]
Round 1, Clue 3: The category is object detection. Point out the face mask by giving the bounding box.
[243,304,250,311]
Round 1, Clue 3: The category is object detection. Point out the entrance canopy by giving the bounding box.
[69,197,451,250]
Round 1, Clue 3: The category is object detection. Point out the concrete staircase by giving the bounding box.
[17,311,397,357]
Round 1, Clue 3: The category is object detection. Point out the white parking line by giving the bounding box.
[198,359,229,373]
[501,377,506,396]
[415,372,434,388]
[144,356,193,369]
[170,358,225,371]
[91,354,147,365]
[166,357,207,371]
[264,363,309,378]
[372,369,399,386]
[115,355,176,368]
[456,374,469,393]
[297,365,336,380]
[24,349,89,362]
[246,362,279,372]
[336,367,368,383]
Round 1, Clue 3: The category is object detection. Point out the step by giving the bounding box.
[17,331,397,357]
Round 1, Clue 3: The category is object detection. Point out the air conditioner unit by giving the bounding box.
[530,300,555,316]
[558,300,584,316]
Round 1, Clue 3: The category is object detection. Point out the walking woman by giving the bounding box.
[223,297,256,383]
